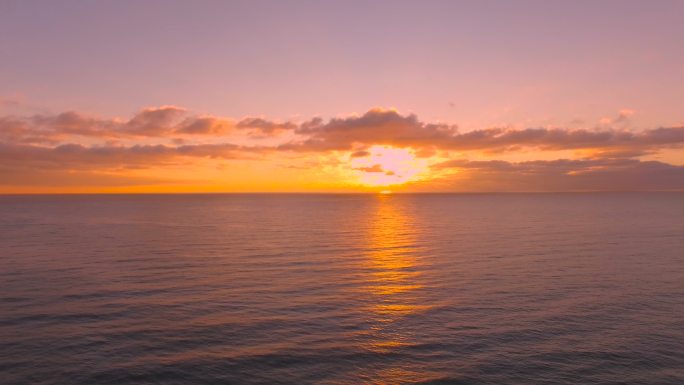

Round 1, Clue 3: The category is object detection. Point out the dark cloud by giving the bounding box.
[1,106,236,142]
[286,108,457,151]
[3,107,684,155]
[430,125,684,153]
[350,150,371,158]
[0,142,254,171]
[123,106,187,136]
[0,166,188,187]
[0,140,264,188]
[279,108,684,154]
[174,116,232,135]
[354,164,384,173]
[430,158,684,192]
[0,111,116,143]
[236,117,297,136]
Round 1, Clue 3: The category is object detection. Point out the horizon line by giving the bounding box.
[2,190,684,196]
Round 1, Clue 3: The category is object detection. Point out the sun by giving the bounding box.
[350,145,428,187]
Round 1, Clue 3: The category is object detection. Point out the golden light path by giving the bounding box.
[358,194,434,383]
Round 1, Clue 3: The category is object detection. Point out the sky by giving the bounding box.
[1,0,684,193]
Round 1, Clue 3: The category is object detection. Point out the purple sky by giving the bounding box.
[2,0,684,130]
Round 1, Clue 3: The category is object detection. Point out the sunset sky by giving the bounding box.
[2,0,684,193]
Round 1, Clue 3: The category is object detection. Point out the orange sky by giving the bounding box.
[1,106,684,193]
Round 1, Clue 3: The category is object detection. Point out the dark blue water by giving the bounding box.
[1,193,683,384]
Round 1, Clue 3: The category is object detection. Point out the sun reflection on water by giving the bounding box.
[358,194,433,382]
[364,195,429,319]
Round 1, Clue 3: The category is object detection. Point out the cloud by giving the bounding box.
[2,105,684,191]
[278,108,684,154]
[1,106,237,142]
[600,109,635,126]
[123,106,187,136]
[3,106,684,155]
[354,164,384,173]
[350,150,371,158]
[0,111,115,144]
[236,117,297,136]
[0,142,255,172]
[285,108,457,151]
[0,96,23,108]
[0,166,188,187]
[429,125,684,153]
[175,116,233,135]
[429,158,684,191]
[0,140,269,188]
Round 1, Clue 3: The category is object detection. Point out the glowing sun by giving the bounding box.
[350,145,428,187]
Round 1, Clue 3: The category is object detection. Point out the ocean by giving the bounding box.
[1,193,683,384]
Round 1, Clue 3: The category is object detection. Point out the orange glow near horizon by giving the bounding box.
[350,146,429,187]
[2,103,683,194]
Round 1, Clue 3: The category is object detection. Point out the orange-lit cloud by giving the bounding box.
[1,106,684,192]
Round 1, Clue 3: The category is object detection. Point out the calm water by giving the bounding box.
[1,193,683,384]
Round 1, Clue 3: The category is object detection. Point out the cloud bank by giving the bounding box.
[430,158,684,192]
[1,106,683,191]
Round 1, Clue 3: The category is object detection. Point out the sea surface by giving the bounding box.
[1,193,683,384]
